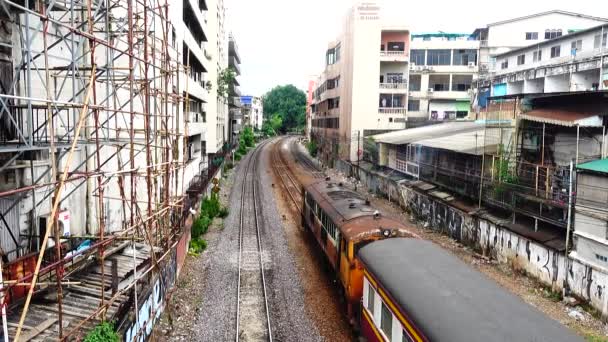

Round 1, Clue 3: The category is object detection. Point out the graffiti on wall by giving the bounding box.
[124,250,177,342]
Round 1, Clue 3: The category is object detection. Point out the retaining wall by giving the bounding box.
[336,160,608,316]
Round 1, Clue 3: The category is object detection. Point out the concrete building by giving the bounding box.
[228,34,242,147]
[408,33,479,123]
[485,24,608,97]
[241,96,264,130]
[310,1,410,164]
[472,10,607,108]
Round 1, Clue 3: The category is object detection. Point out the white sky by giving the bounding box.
[224,0,608,96]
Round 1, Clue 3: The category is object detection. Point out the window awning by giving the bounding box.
[519,108,605,127]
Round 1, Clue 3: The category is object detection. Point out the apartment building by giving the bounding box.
[486,24,608,97]
[241,96,264,130]
[472,10,607,108]
[228,35,243,146]
[310,1,410,164]
[408,33,479,123]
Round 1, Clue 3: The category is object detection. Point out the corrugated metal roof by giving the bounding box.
[578,159,608,173]
[372,121,484,145]
[413,128,497,155]
[520,108,604,127]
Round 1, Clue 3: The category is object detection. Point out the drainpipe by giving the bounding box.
[565,159,574,259]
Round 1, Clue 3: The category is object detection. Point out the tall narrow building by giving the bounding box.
[310,1,410,164]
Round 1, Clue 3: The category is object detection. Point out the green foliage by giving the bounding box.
[262,85,306,133]
[84,322,119,342]
[219,207,229,218]
[212,156,224,167]
[242,126,255,147]
[217,68,236,99]
[494,144,518,185]
[306,140,318,158]
[189,237,207,255]
[200,194,221,219]
[192,215,211,239]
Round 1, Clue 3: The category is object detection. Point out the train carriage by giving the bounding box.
[302,178,415,319]
[359,238,583,342]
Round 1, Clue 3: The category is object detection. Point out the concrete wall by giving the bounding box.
[335,159,608,316]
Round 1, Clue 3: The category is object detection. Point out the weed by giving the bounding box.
[84,322,119,342]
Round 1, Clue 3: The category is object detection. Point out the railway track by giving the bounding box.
[289,138,324,177]
[271,138,305,212]
[236,141,273,342]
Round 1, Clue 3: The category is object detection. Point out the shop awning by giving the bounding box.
[519,108,604,127]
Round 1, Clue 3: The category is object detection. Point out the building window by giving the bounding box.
[456,111,468,118]
[380,302,392,339]
[452,49,477,66]
[596,254,608,263]
[427,49,451,66]
[571,39,582,53]
[533,50,542,62]
[517,54,525,65]
[545,29,562,39]
[409,74,421,91]
[389,117,393,123]
[387,42,405,52]
[525,32,538,40]
[408,99,420,111]
[367,284,375,311]
[594,33,608,49]
[172,27,177,49]
[411,49,425,66]
[386,73,403,83]
[500,60,509,69]
[550,45,561,58]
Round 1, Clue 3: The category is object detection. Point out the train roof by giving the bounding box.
[359,239,583,342]
[305,179,412,241]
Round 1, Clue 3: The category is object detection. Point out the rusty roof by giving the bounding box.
[520,108,605,127]
[305,179,412,241]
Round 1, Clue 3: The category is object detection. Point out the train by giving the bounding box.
[358,238,582,342]
[301,177,415,320]
[301,178,582,341]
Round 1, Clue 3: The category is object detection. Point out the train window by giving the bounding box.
[402,329,414,342]
[381,302,392,340]
[367,285,375,312]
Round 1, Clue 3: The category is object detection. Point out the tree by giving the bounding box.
[217,68,236,100]
[262,85,306,133]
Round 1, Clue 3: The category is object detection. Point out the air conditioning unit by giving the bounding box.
[410,63,416,70]
[427,88,434,93]
[468,62,476,68]
[415,66,423,71]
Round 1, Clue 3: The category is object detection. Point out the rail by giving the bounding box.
[235,140,273,342]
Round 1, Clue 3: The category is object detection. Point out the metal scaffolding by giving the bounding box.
[0,0,190,339]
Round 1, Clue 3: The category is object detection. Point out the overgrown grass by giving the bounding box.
[84,322,119,342]
[189,193,229,255]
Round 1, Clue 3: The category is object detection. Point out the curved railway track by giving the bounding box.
[236,141,273,342]
[271,138,306,212]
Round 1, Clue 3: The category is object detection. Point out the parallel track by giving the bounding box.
[236,141,273,342]
[272,138,304,212]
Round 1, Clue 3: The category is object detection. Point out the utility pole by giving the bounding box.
[565,159,574,257]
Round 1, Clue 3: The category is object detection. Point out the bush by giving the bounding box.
[201,194,221,219]
[218,207,229,218]
[192,215,211,239]
[189,238,207,255]
[235,153,242,161]
[84,322,119,342]
[306,140,318,158]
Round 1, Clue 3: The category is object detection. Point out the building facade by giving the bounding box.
[310,1,410,164]
[228,35,243,147]
[241,96,264,130]
[486,24,608,97]
[408,33,479,123]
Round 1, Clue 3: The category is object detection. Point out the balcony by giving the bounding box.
[229,83,241,97]
[380,50,409,62]
[380,82,408,93]
[379,107,407,115]
[229,96,242,108]
[229,56,241,75]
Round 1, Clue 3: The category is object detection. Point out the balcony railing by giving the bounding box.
[379,107,407,114]
[380,50,408,58]
[380,82,408,89]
